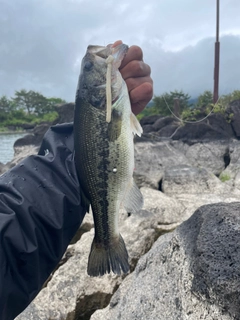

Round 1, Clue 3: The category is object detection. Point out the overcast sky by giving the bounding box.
[1,0,240,102]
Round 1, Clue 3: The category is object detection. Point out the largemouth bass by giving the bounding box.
[74,43,143,277]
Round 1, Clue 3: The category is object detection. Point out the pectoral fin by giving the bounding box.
[124,178,143,213]
[130,112,143,137]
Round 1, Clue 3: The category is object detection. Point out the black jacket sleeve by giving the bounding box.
[0,123,86,320]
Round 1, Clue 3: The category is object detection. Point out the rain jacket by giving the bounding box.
[0,123,86,320]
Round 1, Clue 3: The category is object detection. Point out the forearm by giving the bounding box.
[0,123,85,320]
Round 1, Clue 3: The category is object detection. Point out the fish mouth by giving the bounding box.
[87,44,128,65]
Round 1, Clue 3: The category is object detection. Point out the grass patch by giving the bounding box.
[219,172,231,182]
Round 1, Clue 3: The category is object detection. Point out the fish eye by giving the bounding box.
[84,61,93,71]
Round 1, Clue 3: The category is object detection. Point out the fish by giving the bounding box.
[74,43,143,277]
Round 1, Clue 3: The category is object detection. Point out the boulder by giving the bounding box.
[227,99,240,138]
[152,116,177,131]
[140,114,235,141]
[172,122,231,141]
[20,123,35,130]
[142,117,178,135]
[53,103,75,124]
[158,124,181,138]
[234,171,240,190]
[2,145,39,173]
[162,164,234,195]
[0,162,4,175]
[14,124,49,148]
[91,202,240,320]
[140,114,162,126]
[185,141,229,176]
[207,113,235,138]
[220,140,240,181]
[142,124,155,134]
[134,141,190,189]
[13,134,35,148]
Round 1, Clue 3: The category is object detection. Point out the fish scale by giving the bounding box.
[74,43,143,276]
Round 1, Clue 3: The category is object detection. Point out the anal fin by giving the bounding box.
[124,178,143,213]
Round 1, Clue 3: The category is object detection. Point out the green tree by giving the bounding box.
[0,95,16,121]
[36,97,66,115]
[195,90,213,107]
[152,92,172,116]
[13,90,67,116]
[13,90,48,115]
[47,97,66,106]
[153,90,191,116]
[218,90,240,107]
[231,90,240,101]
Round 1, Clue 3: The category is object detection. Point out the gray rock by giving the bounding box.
[174,192,240,223]
[0,162,4,175]
[162,165,234,195]
[185,141,229,176]
[140,115,162,126]
[1,145,39,174]
[228,99,240,138]
[207,113,235,138]
[53,103,75,124]
[173,122,231,141]
[157,124,180,138]
[134,141,190,189]
[142,124,156,133]
[91,202,240,320]
[141,187,186,224]
[221,140,240,181]
[14,124,49,148]
[234,171,240,190]
[152,116,177,131]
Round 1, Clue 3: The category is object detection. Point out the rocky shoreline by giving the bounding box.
[1,101,240,319]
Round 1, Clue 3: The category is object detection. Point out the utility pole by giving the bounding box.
[213,0,220,103]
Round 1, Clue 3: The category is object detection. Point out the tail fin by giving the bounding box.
[87,234,129,277]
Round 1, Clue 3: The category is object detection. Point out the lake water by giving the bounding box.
[0,132,27,164]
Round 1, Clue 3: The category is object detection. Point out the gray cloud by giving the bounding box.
[149,35,240,98]
[0,0,240,101]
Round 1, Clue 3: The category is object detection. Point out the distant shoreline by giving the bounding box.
[0,131,27,135]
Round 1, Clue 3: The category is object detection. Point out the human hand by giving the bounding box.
[112,40,153,115]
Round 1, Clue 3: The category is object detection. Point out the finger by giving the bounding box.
[120,45,143,69]
[111,40,123,48]
[120,61,151,81]
[129,82,153,115]
[125,76,153,93]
